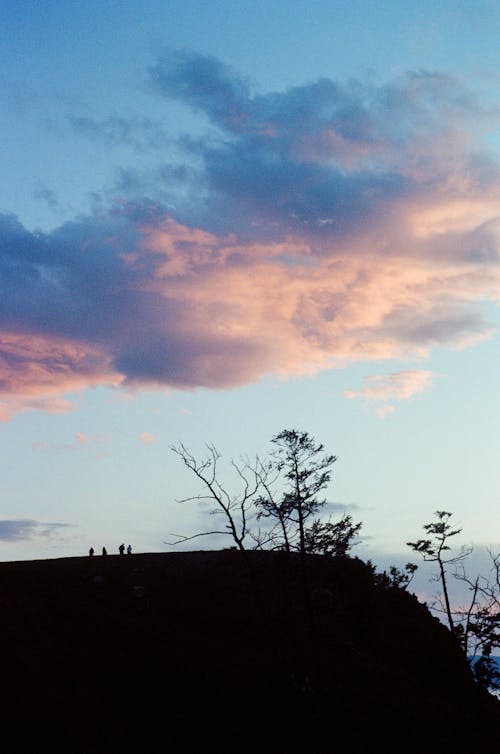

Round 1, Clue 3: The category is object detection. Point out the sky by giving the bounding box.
[1,0,499,600]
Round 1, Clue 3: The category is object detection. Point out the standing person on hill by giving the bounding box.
[89,547,94,557]
[102,546,107,556]
[119,543,125,555]
[127,544,132,555]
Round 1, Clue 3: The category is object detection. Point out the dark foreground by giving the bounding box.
[1,550,499,753]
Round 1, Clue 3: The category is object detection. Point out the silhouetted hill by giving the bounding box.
[1,550,499,753]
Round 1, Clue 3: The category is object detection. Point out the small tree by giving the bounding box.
[406,511,500,690]
[265,429,337,557]
[256,429,338,631]
[407,510,471,633]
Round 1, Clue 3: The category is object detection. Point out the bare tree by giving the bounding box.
[453,550,500,688]
[457,549,500,614]
[169,430,339,558]
[168,442,266,552]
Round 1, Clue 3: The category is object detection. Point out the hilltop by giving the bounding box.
[1,550,499,753]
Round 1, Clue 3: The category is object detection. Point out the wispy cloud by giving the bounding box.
[0,395,74,423]
[0,519,72,541]
[345,370,436,401]
[32,433,109,454]
[0,52,499,418]
[376,405,396,419]
[139,431,156,445]
[345,370,436,415]
[68,115,171,152]
[326,502,361,512]
[33,183,61,211]
[75,432,108,447]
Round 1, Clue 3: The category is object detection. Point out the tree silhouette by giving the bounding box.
[407,510,470,632]
[169,430,341,558]
[168,442,267,552]
[303,514,362,557]
[263,429,337,557]
[407,511,500,689]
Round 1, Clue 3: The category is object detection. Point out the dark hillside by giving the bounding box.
[1,551,499,753]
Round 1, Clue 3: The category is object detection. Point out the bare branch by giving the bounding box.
[164,530,229,546]
[169,442,268,552]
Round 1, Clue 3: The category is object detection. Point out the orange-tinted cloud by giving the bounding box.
[345,370,436,402]
[139,432,156,445]
[345,370,436,415]
[1,56,500,419]
[1,199,499,420]
[0,329,122,421]
[32,433,110,458]
[376,405,396,419]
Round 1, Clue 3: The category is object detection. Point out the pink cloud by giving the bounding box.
[345,370,436,413]
[32,432,110,455]
[1,207,499,419]
[0,395,74,423]
[376,405,396,419]
[136,216,500,378]
[139,432,156,445]
[0,331,122,421]
[1,62,500,418]
[0,332,119,395]
[75,433,109,447]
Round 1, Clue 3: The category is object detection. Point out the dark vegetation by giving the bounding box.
[2,429,499,751]
[408,510,500,688]
[171,429,500,686]
[1,549,499,753]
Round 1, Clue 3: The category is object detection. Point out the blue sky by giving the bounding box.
[0,0,499,601]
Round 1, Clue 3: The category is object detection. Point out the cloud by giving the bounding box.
[150,51,500,235]
[139,432,156,445]
[33,184,61,211]
[345,370,437,415]
[32,433,109,454]
[68,115,171,152]
[326,502,361,512]
[376,405,396,419]
[1,53,500,417]
[75,432,108,446]
[0,395,74,423]
[345,370,436,403]
[0,519,72,541]
[150,50,252,135]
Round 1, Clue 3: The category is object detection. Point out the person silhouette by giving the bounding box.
[89,547,94,557]
[102,546,107,556]
[119,543,125,555]
[126,544,132,555]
